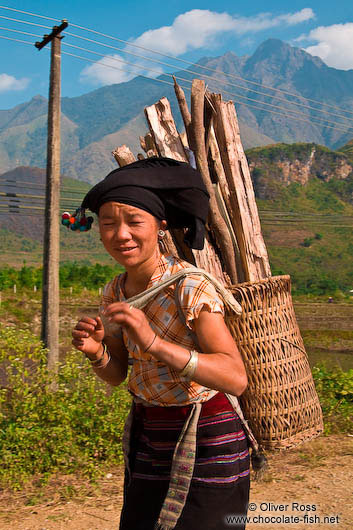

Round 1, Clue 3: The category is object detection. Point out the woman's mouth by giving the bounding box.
[116,246,138,254]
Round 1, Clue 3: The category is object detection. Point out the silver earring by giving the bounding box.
[158,229,165,238]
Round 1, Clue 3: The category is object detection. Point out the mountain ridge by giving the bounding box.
[1,38,353,182]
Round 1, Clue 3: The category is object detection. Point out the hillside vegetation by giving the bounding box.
[246,142,353,294]
[1,140,353,295]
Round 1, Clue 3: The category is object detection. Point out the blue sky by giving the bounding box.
[1,1,353,109]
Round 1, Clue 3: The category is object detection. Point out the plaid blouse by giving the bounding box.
[101,253,225,406]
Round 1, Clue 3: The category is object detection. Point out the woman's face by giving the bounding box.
[98,202,166,269]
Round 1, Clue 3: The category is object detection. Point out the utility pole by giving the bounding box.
[35,21,68,372]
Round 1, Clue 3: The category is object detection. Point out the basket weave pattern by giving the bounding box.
[226,275,324,450]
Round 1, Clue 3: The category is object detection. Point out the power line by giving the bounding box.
[1,201,352,224]
[0,33,33,45]
[0,24,41,38]
[0,5,60,22]
[2,25,353,133]
[1,5,353,119]
[3,18,353,127]
[62,50,353,134]
[2,33,352,135]
[66,21,353,118]
[63,30,353,125]
[62,49,188,91]
[62,39,353,130]
[0,179,89,193]
[0,14,51,29]
[4,25,350,133]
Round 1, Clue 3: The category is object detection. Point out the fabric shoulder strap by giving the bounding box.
[126,267,242,315]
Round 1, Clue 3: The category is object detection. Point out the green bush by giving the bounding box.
[0,326,131,490]
[312,364,353,434]
[0,262,124,291]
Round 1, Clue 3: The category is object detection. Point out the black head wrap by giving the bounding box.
[81,157,209,250]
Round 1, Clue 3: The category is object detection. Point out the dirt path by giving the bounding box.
[0,434,352,530]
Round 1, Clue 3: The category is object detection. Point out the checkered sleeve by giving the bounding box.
[177,274,225,331]
[100,275,120,310]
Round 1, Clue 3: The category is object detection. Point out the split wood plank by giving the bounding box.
[210,93,271,282]
[112,145,136,167]
[144,97,187,161]
[139,133,158,157]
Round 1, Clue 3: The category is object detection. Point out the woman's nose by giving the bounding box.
[114,223,131,240]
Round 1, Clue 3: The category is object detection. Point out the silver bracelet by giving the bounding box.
[179,350,198,380]
[94,349,111,369]
[86,342,106,365]
[87,342,111,369]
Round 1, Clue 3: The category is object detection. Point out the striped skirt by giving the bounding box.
[119,392,250,530]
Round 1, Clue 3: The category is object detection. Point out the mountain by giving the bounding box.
[337,138,353,164]
[246,142,353,201]
[1,39,353,183]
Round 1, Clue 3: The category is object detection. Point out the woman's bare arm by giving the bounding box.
[150,310,248,396]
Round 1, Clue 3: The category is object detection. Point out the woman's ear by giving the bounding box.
[160,219,167,231]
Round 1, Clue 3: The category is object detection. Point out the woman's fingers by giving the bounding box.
[72,328,90,339]
[75,318,97,330]
[72,339,85,351]
[76,316,98,326]
[95,316,104,330]
[102,302,131,316]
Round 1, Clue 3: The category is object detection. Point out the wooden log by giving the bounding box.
[145,97,187,161]
[139,135,147,152]
[191,79,238,284]
[139,133,158,156]
[207,124,245,282]
[144,98,197,263]
[145,133,158,155]
[194,235,227,281]
[210,93,271,282]
[173,76,195,151]
[112,145,136,167]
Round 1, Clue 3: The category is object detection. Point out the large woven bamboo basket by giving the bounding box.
[225,275,323,450]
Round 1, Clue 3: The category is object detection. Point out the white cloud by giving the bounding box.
[133,8,315,55]
[80,54,135,85]
[80,53,163,86]
[80,8,315,85]
[302,23,353,70]
[0,73,29,92]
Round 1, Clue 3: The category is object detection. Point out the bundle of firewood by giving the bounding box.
[112,78,271,286]
[111,78,324,450]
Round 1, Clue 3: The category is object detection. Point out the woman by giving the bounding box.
[72,157,250,530]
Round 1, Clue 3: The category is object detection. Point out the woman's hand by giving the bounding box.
[102,302,157,353]
[72,316,105,357]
